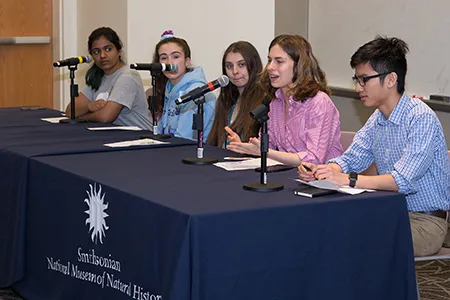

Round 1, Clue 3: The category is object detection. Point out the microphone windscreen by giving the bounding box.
[170,64,178,72]
[218,75,229,87]
[261,95,272,110]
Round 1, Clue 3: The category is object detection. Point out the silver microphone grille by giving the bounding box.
[218,75,229,87]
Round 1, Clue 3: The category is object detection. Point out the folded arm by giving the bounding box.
[78,101,123,123]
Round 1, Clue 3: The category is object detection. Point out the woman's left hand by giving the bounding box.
[227,137,261,156]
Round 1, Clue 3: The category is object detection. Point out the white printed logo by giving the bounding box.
[84,184,109,244]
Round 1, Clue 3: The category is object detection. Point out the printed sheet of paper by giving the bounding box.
[41,117,69,123]
[88,126,142,131]
[214,158,283,171]
[295,179,375,195]
[104,138,168,148]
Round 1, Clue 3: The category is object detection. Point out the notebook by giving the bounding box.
[294,187,338,198]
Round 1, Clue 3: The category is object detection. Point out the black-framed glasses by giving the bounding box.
[352,72,390,87]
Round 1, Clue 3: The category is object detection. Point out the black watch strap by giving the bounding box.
[349,172,358,188]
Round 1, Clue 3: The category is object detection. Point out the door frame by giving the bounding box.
[52,0,78,111]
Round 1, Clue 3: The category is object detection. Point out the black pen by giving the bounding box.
[301,164,312,172]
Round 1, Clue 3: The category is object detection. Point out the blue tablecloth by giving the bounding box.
[0,108,195,287]
[0,107,418,299]
[0,108,195,156]
[9,146,417,300]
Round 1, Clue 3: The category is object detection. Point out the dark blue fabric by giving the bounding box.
[0,109,195,157]
[0,107,63,128]
[10,146,417,300]
[0,108,195,287]
[0,151,28,287]
[14,158,189,299]
[0,108,418,299]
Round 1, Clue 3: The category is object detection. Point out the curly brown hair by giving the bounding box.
[261,34,330,102]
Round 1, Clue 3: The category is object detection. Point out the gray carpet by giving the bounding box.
[1,260,449,299]
[0,287,21,300]
[415,259,450,300]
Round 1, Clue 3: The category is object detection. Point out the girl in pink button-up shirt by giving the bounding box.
[227,34,343,166]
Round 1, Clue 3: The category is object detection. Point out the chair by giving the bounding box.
[415,246,450,262]
[340,131,356,152]
[339,131,378,175]
[414,150,450,261]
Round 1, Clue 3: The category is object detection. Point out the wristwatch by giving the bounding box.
[349,172,358,188]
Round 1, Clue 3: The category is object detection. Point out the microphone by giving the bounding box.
[175,75,229,105]
[53,56,91,67]
[250,95,272,119]
[130,63,178,73]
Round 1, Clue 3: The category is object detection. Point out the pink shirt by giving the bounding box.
[268,90,343,164]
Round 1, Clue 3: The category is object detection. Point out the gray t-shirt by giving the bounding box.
[82,66,151,129]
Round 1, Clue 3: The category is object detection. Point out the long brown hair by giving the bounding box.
[261,35,330,102]
[152,36,191,119]
[207,41,265,147]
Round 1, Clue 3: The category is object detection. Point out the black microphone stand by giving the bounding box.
[243,104,283,192]
[142,72,171,139]
[150,73,159,133]
[182,96,218,165]
[60,65,87,123]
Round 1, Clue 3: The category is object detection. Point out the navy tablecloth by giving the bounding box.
[9,146,417,300]
[0,108,195,157]
[0,108,195,287]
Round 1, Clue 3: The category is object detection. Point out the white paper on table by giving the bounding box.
[41,117,69,123]
[88,126,142,131]
[295,179,376,195]
[214,158,283,171]
[104,138,168,148]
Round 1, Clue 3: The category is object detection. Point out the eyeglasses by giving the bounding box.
[352,72,390,87]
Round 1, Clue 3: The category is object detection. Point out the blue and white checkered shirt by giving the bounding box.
[330,94,450,211]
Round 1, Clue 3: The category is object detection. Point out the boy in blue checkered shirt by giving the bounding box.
[299,36,450,257]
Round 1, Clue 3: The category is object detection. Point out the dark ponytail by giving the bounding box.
[86,65,105,92]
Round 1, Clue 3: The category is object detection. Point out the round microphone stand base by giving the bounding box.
[59,118,87,124]
[243,181,284,192]
[182,157,218,165]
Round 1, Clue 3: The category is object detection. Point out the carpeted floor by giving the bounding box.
[0,287,20,300]
[415,259,450,300]
[1,260,449,299]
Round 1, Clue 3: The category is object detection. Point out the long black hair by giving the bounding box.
[85,27,124,91]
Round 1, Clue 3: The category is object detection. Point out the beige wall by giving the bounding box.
[52,0,61,109]
[77,0,127,57]
[275,0,308,38]
[309,0,450,98]
[75,0,127,90]
[127,0,275,88]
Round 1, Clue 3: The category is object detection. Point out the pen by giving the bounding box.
[223,157,253,161]
[301,164,312,172]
